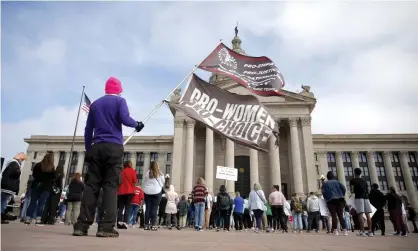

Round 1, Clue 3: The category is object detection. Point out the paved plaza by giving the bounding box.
[1,221,418,251]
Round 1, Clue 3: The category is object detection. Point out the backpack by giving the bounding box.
[219,193,231,210]
[293,200,302,213]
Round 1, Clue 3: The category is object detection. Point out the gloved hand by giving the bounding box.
[135,121,145,132]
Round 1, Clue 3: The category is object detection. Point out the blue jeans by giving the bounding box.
[1,192,13,214]
[20,193,31,218]
[59,203,67,218]
[292,212,303,230]
[345,216,351,230]
[129,204,140,225]
[302,214,308,229]
[194,202,205,229]
[26,186,50,220]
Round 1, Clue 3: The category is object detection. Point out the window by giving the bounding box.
[376,166,386,177]
[409,152,417,163]
[379,180,388,191]
[137,152,144,163]
[315,165,320,175]
[359,152,367,163]
[151,152,159,161]
[344,166,353,177]
[391,152,399,163]
[314,153,318,162]
[166,165,171,175]
[366,181,371,190]
[71,152,78,161]
[34,152,38,159]
[329,166,337,177]
[167,153,172,162]
[123,152,131,162]
[396,180,406,191]
[359,166,369,177]
[327,153,335,162]
[70,164,77,174]
[374,152,383,163]
[317,180,321,189]
[411,167,418,177]
[59,152,66,161]
[342,152,351,163]
[394,166,402,177]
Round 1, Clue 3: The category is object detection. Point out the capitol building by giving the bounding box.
[20,34,418,211]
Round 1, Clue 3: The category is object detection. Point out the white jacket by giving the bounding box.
[142,171,165,195]
[165,185,178,214]
[284,200,291,216]
[248,189,266,211]
[307,195,320,212]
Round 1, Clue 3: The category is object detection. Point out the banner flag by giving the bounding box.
[198,43,285,96]
[169,74,279,152]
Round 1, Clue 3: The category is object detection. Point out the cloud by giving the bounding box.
[1,1,417,161]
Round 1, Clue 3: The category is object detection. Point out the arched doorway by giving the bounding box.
[235,156,251,197]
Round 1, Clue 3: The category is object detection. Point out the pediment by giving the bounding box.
[214,78,316,105]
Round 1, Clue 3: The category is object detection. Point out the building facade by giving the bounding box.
[20,34,418,211]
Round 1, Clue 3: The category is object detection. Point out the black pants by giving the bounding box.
[117,194,134,223]
[218,209,231,230]
[41,192,61,224]
[307,211,320,231]
[270,205,284,230]
[144,193,162,226]
[75,142,123,231]
[243,209,252,229]
[233,212,243,230]
[327,199,346,231]
[371,208,385,234]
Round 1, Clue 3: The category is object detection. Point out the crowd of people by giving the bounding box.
[1,77,417,240]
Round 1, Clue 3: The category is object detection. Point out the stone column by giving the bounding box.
[289,117,303,195]
[76,151,85,173]
[250,148,259,187]
[63,151,71,184]
[366,151,379,185]
[183,119,195,194]
[383,151,396,189]
[268,134,281,188]
[351,151,360,170]
[205,127,214,191]
[318,151,328,177]
[335,152,346,187]
[53,151,60,167]
[171,119,185,192]
[130,152,137,171]
[400,151,418,210]
[301,116,316,192]
[142,152,151,184]
[225,139,235,194]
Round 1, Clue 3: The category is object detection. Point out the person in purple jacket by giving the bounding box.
[73,77,144,238]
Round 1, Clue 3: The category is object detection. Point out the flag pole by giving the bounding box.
[65,85,85,186]
[123,40,223,146]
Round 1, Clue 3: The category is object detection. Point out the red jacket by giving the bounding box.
[118,167,137,195]
[132,186,144,205]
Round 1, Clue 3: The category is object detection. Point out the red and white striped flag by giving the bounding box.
[82,93,91,114]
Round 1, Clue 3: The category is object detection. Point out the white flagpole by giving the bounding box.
[65,85,85,186]
[123,40,223,146]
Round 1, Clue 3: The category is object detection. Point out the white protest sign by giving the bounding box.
[216,165,238,181]
[319,199,330,217]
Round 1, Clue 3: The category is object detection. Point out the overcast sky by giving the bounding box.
[2,1,418,160]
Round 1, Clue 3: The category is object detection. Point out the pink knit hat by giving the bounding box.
[105,77,123,95]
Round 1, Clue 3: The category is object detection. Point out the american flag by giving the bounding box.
[82,93,91,114]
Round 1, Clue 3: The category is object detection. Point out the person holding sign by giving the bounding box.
[321,171,348,236]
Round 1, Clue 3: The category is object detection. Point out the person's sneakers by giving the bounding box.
[176,226,181,230]
[73,229,88,236]
[117,222,127,229]
[367,232,374,237]
[401,233,408,237]
[344,230,349,236]
[96,229,119,238]
[35,221,44,226]
[357,231,367,237]
[334,230,339,236]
